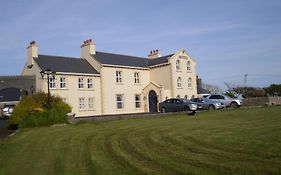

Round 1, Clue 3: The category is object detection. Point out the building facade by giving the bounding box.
[22,39,197,117]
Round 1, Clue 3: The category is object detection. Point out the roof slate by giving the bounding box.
[94,51,173,68]
[35,55,99,74]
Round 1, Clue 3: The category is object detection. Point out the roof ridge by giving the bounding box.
[38,54,81,59]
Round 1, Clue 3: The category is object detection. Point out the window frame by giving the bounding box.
[116,71,122,84]
[188,77,192,88]
[177,77,182,88]
[78,77,84,89]
[49,76,56,89]
[135,94,141,109]
[176,59,181,70]
[187,61,191,71]
[134,72,140,84]
[60,76,66,89]
[79,98,86,110]
[88,97,94,110]
[87,78,93,89]
[116,94,124,109]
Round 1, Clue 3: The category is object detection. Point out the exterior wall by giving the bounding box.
[169,50,197,99]
[100,66,150,115]
[45,75,102,117]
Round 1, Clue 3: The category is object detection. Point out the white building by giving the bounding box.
[22,39,197,117]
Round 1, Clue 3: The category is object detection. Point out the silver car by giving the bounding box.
[159,98,197,113]
[191,98,225,110]
[204,95,242,108]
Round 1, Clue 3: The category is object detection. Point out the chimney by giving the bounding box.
[81,39,96,58]
[148,49,161,59]
[26,41,38,65]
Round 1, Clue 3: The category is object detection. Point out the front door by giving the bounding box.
[148,90,158,113]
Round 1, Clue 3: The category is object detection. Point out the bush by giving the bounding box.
[9,92,71,128]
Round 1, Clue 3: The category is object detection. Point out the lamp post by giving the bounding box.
[40,69,56,109]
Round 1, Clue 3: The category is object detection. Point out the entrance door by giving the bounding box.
[148,90,158,113]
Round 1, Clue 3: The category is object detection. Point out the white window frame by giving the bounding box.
[60,76,66,89]
[187,61,191,71]
[188,77,192,88]
[49,76,56,89]
[88,97,94,110]
[116,94,124,109]
[79,98,85,110]
[87,78,93,89]
[62,98,68,103]
[116,71,122,84]
[134,72,140,84]
[135,94,141,109]
[176,59,181,70]
[78,78,84,89]
[177,77,182,88]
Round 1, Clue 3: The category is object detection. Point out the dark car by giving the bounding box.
[159,98,197,113]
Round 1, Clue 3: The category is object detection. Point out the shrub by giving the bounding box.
[9,92,71,128]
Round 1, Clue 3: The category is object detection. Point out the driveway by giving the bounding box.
[0,118,10,138]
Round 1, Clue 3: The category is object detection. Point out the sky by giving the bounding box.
[0,0,280,89]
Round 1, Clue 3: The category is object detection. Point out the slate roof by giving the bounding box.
[0,88,27,102]
[34,52,174,74]
[94,52,173,68]
[35,55,99,74]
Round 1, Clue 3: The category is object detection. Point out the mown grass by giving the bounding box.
[0,106,281,175]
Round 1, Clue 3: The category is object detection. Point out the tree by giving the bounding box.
[233,87,267,98]
[264,84,281,96]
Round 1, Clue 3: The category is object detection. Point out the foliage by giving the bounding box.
[9,92,71,128]
[1,106,281,174]
[233,86,267,98]
[224,91,237,98]
[264,84,281,96]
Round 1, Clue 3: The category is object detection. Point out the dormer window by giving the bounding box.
[187,61,191,71]
[176,60,180,70]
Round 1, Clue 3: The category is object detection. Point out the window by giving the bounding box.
[79,98,85,110]
[60,77,66,88]
[134,72,140,84]
[116,71,122,83]
[116,94,124,109]
[176,60,180,70]
[177,95,180,98]
[177,77,182,88]
[187,61,191,71]
[88,98,94,109]
[49,76,55,89]
[188,78,192,88]
[87,78,93,89]
[184,95,188,99]
[78,78,84,88]
[135,94,141,108]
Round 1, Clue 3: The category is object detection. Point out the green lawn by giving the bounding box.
[1,106,281,175]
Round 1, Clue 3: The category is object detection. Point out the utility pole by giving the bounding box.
[244,73,248,87]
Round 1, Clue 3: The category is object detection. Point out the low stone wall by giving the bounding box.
[67,111,193,124]
[243,97,281,107]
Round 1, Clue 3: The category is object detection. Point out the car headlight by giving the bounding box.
[215,103,220,106]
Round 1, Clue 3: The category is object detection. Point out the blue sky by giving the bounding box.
[0,0,280,89]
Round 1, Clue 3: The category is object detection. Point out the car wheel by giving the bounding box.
[230,102,238,109]
[184,106,190,111]
[161,107,167,113]
[208,104,215,110]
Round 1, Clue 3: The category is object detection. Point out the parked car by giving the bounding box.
[1,105,15,118]
[191,98,225,110]
[204,95,242,108]
[159,98,197,113]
